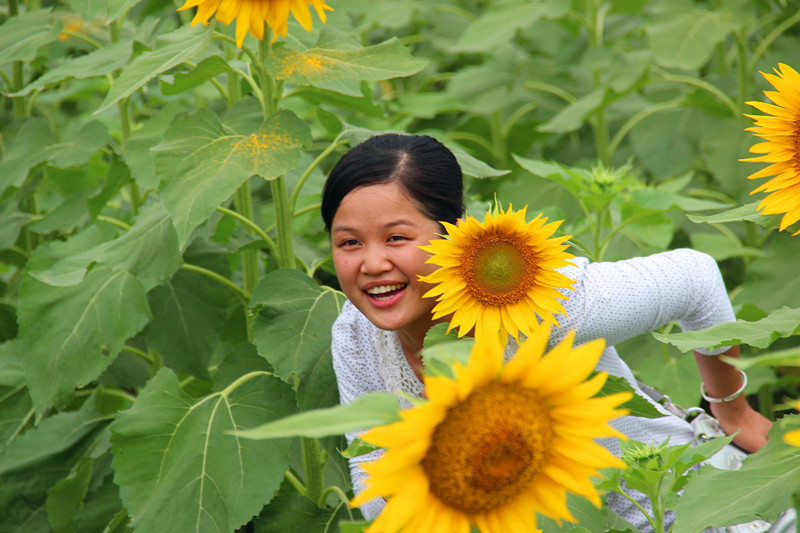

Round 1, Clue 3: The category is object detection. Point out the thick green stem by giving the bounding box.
[234,183,260,298]
[588,0,609,164]
[301,437,326,507]
[225,49,242,109]
[110,20,140,215]
[489,111,506,168]
[8,0,26,117]
[734,30,749,117]
[9,0,38,251]
[271,177,295,269]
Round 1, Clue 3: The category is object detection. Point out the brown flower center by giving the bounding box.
[461,233,538,306]
[421,382,553,513]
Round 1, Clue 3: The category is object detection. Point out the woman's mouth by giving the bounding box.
[365,283,407,301]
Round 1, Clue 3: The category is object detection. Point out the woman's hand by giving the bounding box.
[709,396,772,453]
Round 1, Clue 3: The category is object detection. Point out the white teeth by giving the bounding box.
[366,283,405,296]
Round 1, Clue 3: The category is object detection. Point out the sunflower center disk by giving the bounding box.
[463,234,536,306]
[421,382,553,514]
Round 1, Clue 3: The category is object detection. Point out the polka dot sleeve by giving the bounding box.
[552,248,735,354]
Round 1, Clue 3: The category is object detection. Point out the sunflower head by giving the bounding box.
[351,324,631,533]
[418,205,575,344]
[740,63,800,235]
[178,0,333,48]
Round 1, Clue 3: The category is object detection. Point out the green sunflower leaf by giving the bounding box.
[252,479,347,532]
[0,9,61,65]
[45,456,94,533]
[266,30,426,85]
[645,5,739,70]
[454,2,566,52]
[602,375,664,419]
[687,202,784,230]
[109,368,297,533]
[672,416,800,531]
[251,269,346,410]
[154,109,312,248]
[63,0,143,24]
[125,104,184,190]
[652,306,800,352]
[235,392,400,440]
[142,266,232,380]
[14,40,132,96]
[28,201,181,289]
[0,397,110,531]
[0,118,55,196]
[95,24,213,114]
[159,55,235,96]
[18,265,152,414]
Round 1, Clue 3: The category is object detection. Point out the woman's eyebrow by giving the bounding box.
[332,219,416,234]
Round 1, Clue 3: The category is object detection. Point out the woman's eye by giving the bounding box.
[388,235,407,242]
[340,239,359,247]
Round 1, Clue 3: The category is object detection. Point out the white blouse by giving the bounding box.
[331,248,736,530]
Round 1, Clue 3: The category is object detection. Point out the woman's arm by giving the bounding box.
[557,249,772,451]
[694,346,772,453]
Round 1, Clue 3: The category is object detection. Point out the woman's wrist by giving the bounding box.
[701,369,747,403]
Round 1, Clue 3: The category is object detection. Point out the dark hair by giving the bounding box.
[321,134,464,231]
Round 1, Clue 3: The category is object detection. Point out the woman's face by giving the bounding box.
[331,182,441,339]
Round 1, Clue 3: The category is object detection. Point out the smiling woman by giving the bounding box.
[322,134,464,379]
[322,133,773,532]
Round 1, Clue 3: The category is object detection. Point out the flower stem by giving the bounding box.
[8,0,26,118]
[271,177,296,269]
[587,0,609,165]
[109,19,141,215]
[734,29,749,117]
[290,138,347,213]
[234,182,260,298]
[252,31,296,269]
[216,206,279,257]
[182,263,250,305]
[284,469,307,496]
[301,437,326,507]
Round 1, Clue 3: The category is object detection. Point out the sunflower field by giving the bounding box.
[2,0,800,531]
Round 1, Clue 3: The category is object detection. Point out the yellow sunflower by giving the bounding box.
[351,324,631,533]
[178,0,333,48]
[741,63,800,235]
[418,205,575,344]
[784,400,800,447]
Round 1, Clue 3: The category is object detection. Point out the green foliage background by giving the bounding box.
[2,0,800,531]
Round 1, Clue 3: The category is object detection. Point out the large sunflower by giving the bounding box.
[418,205,575,344]
[178,0,333,48]
[741,63,800,235]
[351,324,631,533]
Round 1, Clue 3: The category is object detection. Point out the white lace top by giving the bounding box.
[331,248,736,530]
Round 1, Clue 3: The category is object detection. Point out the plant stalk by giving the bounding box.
[734,30,750,118]
[234,183,260,298]
[271,177,295,269]
[301,437,326,507]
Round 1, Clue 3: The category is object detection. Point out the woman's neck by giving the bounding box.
[396,323,432,383]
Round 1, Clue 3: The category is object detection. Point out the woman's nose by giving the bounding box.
[361,246,391,274]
